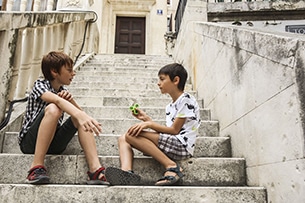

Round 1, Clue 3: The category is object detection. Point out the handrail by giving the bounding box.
[174,0,187,36]
[0,97,28,131]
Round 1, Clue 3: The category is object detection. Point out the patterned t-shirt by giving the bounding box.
[161,92,201,155]
[18,79,66,144]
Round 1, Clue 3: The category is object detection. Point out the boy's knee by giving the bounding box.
[118,134,129,145]
[44,104,63,119]
[124,134,136,145]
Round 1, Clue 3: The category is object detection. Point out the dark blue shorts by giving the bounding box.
[20,110,77,154]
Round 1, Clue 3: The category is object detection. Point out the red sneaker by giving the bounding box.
[27,165,50,185]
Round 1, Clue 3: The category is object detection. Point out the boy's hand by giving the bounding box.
[132,108,152,122]
[76,111,102,136]
[57,90,73,102]
[127,122,150,137]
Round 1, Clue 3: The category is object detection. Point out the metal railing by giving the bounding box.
[174,0,187,35]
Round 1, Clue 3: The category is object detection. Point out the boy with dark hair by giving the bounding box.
[19,51,108,185]
[105,63,201,186]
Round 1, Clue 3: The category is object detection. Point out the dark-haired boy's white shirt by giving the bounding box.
[18,79,66,144]
[161,92,201,156]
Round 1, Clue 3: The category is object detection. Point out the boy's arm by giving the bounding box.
[41,91,101,135]
[57,90,82,110]
[127,118,185,137]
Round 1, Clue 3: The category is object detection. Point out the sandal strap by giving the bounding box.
[157,175,176,182]
[87,167,107,181]
[165,164,183,178]
[28,165,47,174]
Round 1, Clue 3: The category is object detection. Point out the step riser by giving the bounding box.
[0,184,267,203]
[78,66,160,72]
[0,154,246,186]
[71,82,159,90]
[3,134,232,157]
[69,88,197,98]
[80,107,210,120]
[75,71,157,77]
[72,76,159,83]
[74,96,203,108]
[69,82,193,91]
[74,96,172,107]
[89,119,219,136]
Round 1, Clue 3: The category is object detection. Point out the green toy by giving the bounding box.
[130,103,139,115]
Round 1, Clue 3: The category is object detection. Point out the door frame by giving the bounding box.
[114,16,146,54]
[110,12,149,54]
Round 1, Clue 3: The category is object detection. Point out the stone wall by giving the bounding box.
[0,12,99,123]
[173,1,305,203]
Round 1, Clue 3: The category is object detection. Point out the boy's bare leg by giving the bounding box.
[77,128,102,173]
[70,116,103,176]
[31,104,61,168]
[125,131,182,184]
[125,131,178,169]
[118,134,134,171]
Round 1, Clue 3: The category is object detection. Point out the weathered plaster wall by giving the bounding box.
[0,12,98,125]
[173,17,305,203]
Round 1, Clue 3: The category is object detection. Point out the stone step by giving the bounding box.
[69,81,193,91]
[0,53,266,203]
[89,119,219,136]
[0,154,246,186]
[71,74,160,83]
[0,184,267,203]
[75,70,157,78]
[77,65,160,72]
[80,106,210,120]
[71,81,159,90]
[68,87,197,98]
[91,54,174,64]
[74,96,171,107]
[3,133,232,157]
[73,96,204,108]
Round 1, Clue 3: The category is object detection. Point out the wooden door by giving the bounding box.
[115,17,145,54]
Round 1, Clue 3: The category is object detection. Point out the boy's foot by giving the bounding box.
[105,167,141,185]
[155,164,184,186]
[86,167,110,185]
[27,165,50,185]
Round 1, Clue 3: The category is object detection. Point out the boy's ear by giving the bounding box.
[173,76,180,85]
[50,68,58,77]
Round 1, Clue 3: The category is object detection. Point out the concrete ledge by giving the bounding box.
[0,12,96,31]
[0,154,246,186]
[0,184,267,203]
[84,119,219,135]
[3,133,231,157]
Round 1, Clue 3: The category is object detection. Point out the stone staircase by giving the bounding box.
[0,54,267,202]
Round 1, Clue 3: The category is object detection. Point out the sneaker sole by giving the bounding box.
[105,167,141,186]
[27,176,50,185]
[86,179,110,185]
